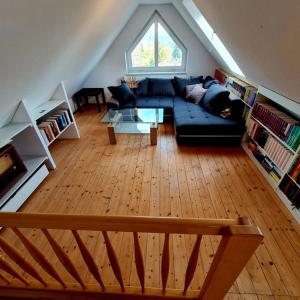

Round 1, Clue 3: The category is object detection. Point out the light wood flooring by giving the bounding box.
[1,106,300,300]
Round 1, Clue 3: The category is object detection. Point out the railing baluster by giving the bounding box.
[41,229,85,289]
[0,256,28,286]
[0,272,10,285]
[183,235,202,295]
[0,236,46,286]
[102,231,124,292]
[161,233,169,294]
[12,228,66,288]
[133,232,145,293]
[72,230,105,290]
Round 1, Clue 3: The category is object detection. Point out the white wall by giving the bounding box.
[0,0,138,127]
[194,0,300,104]
[83,4,218,96]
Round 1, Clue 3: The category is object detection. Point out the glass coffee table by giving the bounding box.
[101,108,164,145]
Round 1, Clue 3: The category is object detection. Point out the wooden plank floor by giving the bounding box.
[1,106,300,300]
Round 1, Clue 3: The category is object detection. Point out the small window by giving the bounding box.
[126,11,187,74]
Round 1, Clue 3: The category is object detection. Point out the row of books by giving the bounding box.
[279,175,299,210]
[38,109,72,144]
[226,77,257,106]
[248,142,282,183]
[264,136,293,171]
[247,119,293,171]
[252,102,300,150]
[289,158,300,184]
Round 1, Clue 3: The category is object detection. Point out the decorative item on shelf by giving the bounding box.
[0,144,27,199]
[124,76,138,89]
[214,68,230,85]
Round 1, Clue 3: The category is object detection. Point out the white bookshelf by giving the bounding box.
[242,86,300,223]
[29,82,80,149]
[0,82,80,212]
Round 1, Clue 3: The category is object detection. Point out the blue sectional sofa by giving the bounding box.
[107,77,246,145]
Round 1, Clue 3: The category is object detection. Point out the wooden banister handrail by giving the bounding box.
[0,213,253,235]
[0,212,263,300]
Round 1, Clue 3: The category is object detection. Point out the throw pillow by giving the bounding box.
[185,84,198,95]
[203,76,219,89]
[186,84,207,104]
[136,78,148,97]
[148,78,175,97]
[108,83,135,104]
[174,76,203,97]
[201,84,230,115]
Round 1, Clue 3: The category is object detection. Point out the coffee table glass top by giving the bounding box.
[101,108,164,134]
[101,108,163,123]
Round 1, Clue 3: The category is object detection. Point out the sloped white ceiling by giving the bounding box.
[0,0,138,126]
[1,0,299,127]
[193,0,300,104]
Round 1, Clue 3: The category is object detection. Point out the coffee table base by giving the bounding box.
[107,125,116,145]
[107,123,157,146]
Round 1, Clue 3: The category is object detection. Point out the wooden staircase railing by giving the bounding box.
[0,213,263,300]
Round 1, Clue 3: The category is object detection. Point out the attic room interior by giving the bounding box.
[0,0,299,299]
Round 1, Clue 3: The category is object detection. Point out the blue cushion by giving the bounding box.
[148,78,175,97]
[174,76,203,96]
[108,83,135,104]
[201,84,230,115]
[136,96,174,109]
[173,97,245,136]
[136,79,148,97]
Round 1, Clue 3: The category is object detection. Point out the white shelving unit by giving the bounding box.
[0,103,50,212]
[28,82,80,157]
[0,82,80,212]
[242,86,300,223]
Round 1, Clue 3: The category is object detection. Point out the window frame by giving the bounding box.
[126,11,187,74]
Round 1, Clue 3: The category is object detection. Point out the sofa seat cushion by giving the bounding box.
[173,97,245,136]
[136,96,174,109]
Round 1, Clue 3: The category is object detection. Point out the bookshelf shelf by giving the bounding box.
[30,83,80,150]
[31,100,65,121]
[47,122,74,146]
[0,123,32,141]
[251,116,297,154]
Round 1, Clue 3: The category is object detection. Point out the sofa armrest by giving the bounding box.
[106,97,120,110]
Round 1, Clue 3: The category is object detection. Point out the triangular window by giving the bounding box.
[126,11,187,73]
